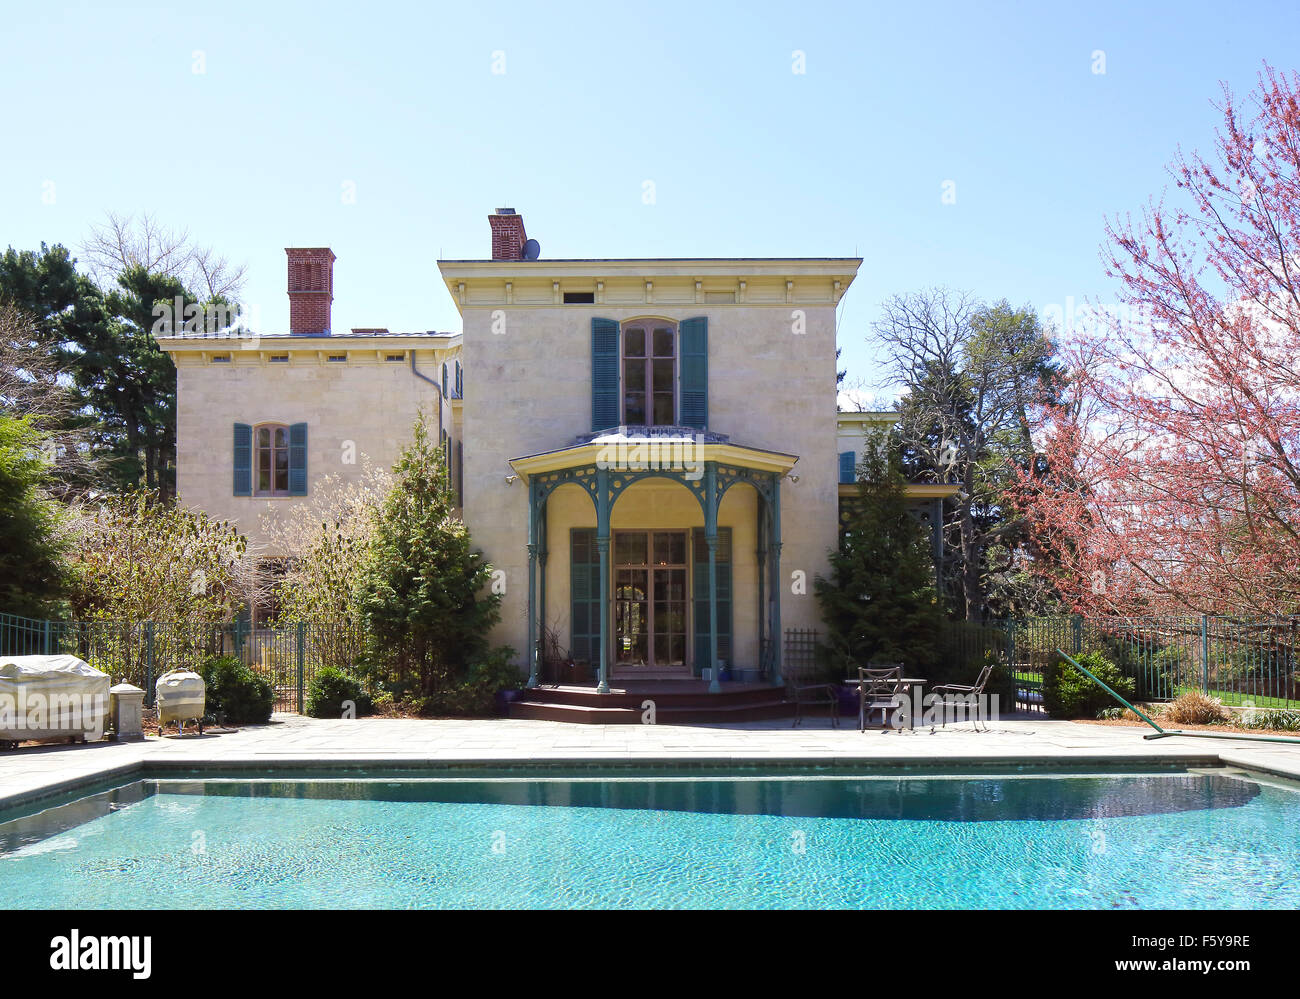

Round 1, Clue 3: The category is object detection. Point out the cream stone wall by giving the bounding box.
[167,339,460,553]
[442,260,861,668]
[836,412,899,470]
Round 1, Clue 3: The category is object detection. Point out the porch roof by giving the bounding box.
[509,426,799,478]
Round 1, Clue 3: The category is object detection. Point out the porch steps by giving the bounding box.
[507,682,797,725]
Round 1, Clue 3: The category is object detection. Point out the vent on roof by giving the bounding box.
[351,328,390,335]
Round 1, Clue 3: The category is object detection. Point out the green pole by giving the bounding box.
[296,621,306,714]
[144,622,155,707]
[1055,648,1165,732]
[1201,615,1210,694]
[1056,648,1300,746]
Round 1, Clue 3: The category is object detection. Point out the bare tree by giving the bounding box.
[872,288,1059,619]
[0,305,99,497]
[81,211,248,300]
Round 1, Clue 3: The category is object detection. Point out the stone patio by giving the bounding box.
[2,712,1299,813]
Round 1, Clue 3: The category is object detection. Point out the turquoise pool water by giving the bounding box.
[0,769,1297,908]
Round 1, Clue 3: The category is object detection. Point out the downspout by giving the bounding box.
[410,349,444,442]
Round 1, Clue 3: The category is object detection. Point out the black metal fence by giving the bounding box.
[941,615,1300,711]
[0,613,366,712]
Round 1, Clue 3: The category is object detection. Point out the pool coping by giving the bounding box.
[0,747,1281,816]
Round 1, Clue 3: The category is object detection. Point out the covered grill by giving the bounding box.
[0,655,110,749]
[155,670,206,735]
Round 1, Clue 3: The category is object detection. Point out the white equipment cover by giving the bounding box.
[0,655,110,742]
[155,670,206,726]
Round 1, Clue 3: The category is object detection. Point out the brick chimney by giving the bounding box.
[488,208,527,260]
[285,247,336,335]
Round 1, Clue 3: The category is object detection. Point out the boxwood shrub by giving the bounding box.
[306,666,373,719]
[199,655,274,725]
[1043,650,1135,719]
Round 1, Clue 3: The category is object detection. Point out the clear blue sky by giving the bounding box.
[4,0,1298,400]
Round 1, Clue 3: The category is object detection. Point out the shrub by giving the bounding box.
[355,413,502,698]
[1164,690,1229,726]
[411,646,520,716]
[306,666,373,719]
[1239,707,1300,731]
[814,434,943,681]
[1043,650,1135,719]
[200,655,274,725]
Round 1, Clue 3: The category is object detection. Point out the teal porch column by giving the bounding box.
[769,472,784,686]
[538,501,548,668]
[525,478,540,688]
[705,463,721,694]
[756,499,767,669]
[596,466,611,694]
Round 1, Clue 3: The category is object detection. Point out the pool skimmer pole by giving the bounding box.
[1054,649,1300,746]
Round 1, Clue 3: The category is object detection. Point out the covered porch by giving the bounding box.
[510,428,798,695]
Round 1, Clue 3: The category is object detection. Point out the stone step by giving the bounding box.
[507,697,797,725]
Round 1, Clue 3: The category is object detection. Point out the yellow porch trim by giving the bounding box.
[510,440,799,478]
[839,482,960,500]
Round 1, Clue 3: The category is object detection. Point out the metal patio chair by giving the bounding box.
[784,658,839,729]
[931,663,995,729]
[858,664,904,732]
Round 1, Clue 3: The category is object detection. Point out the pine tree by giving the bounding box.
[814,433,943,679]
[357,413,501,700]
[0,414,68,616]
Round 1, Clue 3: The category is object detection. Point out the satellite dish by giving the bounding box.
[522,238,541,260]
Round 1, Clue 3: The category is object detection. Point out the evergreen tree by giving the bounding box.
[357,413,501,700]
[815,432,943,679]
[0,413,68,616]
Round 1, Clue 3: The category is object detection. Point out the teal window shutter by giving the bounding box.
[288,422,308,496]
[441,362,448,398]
[570,529,602,665]
[455,360,463,398]
[679,316,708,430]
[591,318,620,430]
[233,423,252,496]
[839,451,856,483]
[691,527,732,673]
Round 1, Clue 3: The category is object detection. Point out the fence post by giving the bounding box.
[296,621,306,714]
[1201,615,1210,694]
[1071,615,1083,655]
[144,622,155,706]
[42,619,51,655]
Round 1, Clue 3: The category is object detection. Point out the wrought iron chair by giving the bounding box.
[784,657,839,729]
[931,663,995,729]
[858,664,904,732]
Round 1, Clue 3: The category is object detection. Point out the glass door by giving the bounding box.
[613,530,688,670]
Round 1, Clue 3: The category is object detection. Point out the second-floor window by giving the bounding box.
[623,321,676,426]
[256,424,291,496]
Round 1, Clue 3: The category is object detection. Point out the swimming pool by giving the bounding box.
[1,766,1296,908]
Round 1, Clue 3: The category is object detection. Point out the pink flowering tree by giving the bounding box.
[1021,64,1300,616]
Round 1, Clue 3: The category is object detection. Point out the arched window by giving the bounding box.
[255,424,291,496]
[621,320,676,426]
